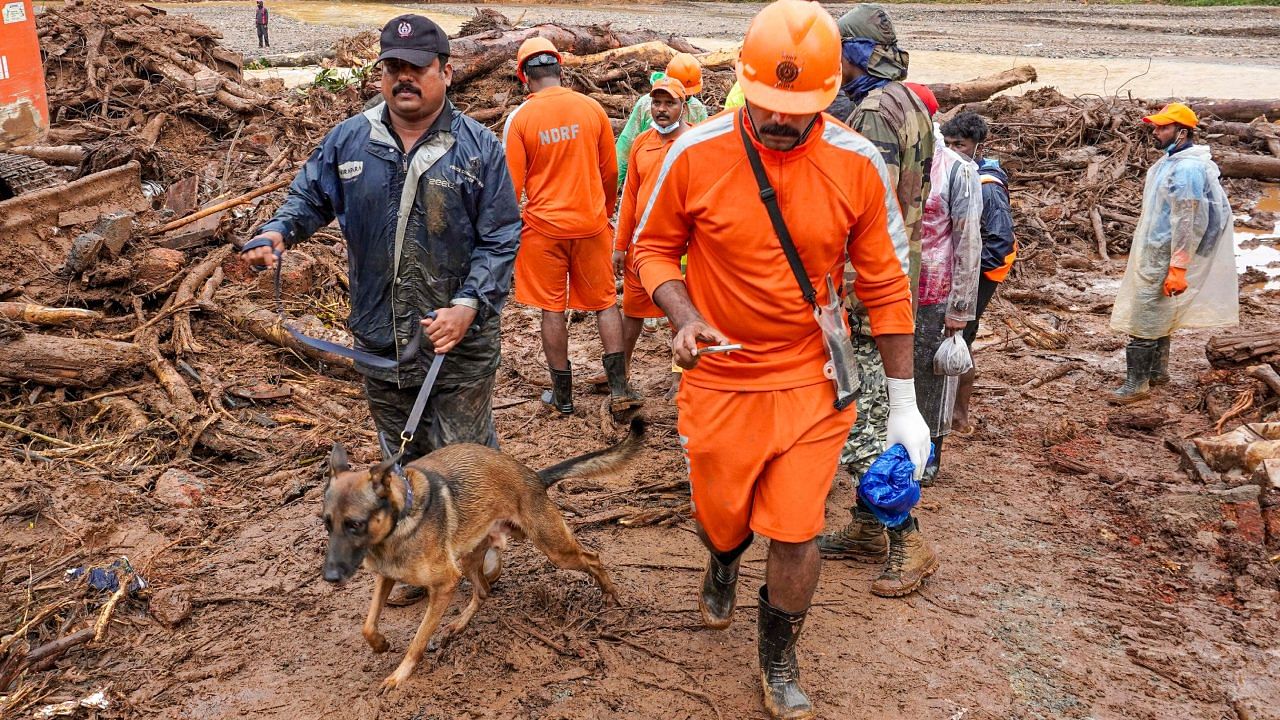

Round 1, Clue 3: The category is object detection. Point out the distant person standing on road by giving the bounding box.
[1109,103,1238,403]
[255,0,270,49]
[503,37,643,419]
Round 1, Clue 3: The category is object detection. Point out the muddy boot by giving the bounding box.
[699,534,752,630]
[871,516,939,598]
[482,547,502,585]
[386,585,427,607]
[541,364,574,414]
[1109,338,1156,405]
[816,501,887,562]
[757,586,814,720]
[1149,336,1171,386]
[603,352,643,417]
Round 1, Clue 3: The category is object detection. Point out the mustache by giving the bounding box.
[391,82,421,96]
[759,123,800,138]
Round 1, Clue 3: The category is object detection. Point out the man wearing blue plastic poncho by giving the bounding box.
[1109,103,1238,403]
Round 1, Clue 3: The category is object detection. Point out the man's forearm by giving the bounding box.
[652,280,703,330]
[873,333,914,379]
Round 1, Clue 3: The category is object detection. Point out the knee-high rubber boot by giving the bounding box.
[602,352,643,416]
[1110,338,1157,405]
[816,497,887,562]
[1150,336,1171,386]
[699,534,752,630]
[541,364,574,414]
[757,586,814,720]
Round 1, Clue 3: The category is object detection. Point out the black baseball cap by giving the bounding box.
[377,15,450,68]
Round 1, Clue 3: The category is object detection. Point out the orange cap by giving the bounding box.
[735,0,841,115]
[650,76,688,102]
[1143,102,1198,128]
[665,53,703,96]
[516,37,562,83]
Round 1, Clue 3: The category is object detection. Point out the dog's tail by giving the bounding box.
[537,417,647,487]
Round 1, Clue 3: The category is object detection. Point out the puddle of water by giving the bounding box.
[1234,183,1280,291]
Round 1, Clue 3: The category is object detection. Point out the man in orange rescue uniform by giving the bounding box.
[504,37,643,417]
[632,2,930,717]
[612,77,690,378]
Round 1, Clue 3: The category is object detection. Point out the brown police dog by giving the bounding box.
[321,418,643,691]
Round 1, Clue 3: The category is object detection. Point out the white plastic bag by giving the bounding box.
[932,334,973,377]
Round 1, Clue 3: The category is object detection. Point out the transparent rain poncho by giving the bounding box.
[917,140,983,321]
[1110,145,1238,339]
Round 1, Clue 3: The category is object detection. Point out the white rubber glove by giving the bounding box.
[885,377,932,481]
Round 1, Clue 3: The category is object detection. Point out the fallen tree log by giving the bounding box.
[1213,150,1280,181]
[449,24,699,85]
[1183,98,1280,124]
[1206,331,1280,369]
[929,66,1037,110]
[0,302,102,326]
[221,300,356,376]
[247,49,336,68]
[563,41,677,69]
[0,333,143,387]
[9,145,86,165]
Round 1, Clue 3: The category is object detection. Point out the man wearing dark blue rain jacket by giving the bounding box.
[243,14,520,462]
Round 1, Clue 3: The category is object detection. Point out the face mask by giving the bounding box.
[654,119,681,135]
[1158,129,1186,154]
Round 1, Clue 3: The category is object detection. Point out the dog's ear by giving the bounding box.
[329,441,350,475]
[368,454,402,499]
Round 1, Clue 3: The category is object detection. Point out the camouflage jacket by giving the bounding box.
[844,81,935,306]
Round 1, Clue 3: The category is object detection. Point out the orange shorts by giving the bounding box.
[514,226,615,312]
[621,249,663,319]
[676,381,857,551]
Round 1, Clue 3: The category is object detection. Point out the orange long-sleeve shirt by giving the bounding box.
[633,110,914,392]
[614,127,673,252]
[502,86,618,239]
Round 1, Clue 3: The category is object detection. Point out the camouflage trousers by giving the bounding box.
[839,312,888,480]
[364,372,498,462]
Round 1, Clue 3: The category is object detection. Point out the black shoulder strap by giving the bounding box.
[737,115,817,308]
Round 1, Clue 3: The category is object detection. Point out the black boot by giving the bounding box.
[757,586,814,720]
[699,534,752,630]
[602,352,643,417]
[1109,338,1156,405]
[541,364,574,414]
[1150,336,1171,386]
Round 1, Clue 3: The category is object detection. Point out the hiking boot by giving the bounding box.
[699,534,750,629]
[757,586,814,720]
[1149,336,1171,386]
[603,352,643,417]
[816,506,887,562]
[541,364,574,414]
[871,516,939,598]
[1109,339,1156,405]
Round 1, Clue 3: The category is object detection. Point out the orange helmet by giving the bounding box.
[735,0,841,115]
[665,53,703,96]
[516,37,562,83]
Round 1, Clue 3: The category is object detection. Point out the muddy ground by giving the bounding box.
[168,1,1280,66]
[4,253,1279,720]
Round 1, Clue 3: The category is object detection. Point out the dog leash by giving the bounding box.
[244,239,449,481]
[243,239,424,370]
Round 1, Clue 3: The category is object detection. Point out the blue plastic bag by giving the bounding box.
[856,443,933,528]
